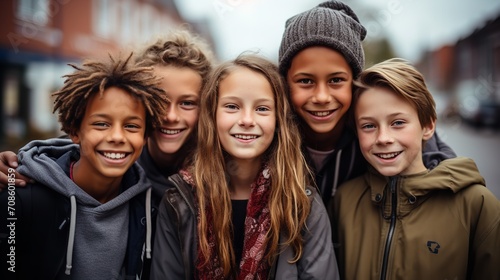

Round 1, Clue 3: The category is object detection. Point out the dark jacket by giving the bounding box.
[150,174,339,279]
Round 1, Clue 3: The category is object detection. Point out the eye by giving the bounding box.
[92,122,109,128]
[329,77,344,84]
[125,123,141,130]
[297,78,313,85]
[392,120,405,127]
[180,100,198,109]
[256,106,270,112]
[359,123,375,130]
[224,104,239,110]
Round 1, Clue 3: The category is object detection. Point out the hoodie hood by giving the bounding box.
[364,157,486,220]
[17,138,91,203]
[367,157,485,197]
[405,157,485,195]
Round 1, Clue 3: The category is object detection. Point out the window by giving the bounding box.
[17,0,50,25]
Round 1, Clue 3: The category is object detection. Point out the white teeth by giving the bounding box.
[377,152,400,159]
[160,129,181,135]
[311,111,332,117]
[234,134,257,140]
[103,152,126,159]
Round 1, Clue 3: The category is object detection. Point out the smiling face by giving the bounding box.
[355,87,435,176]
[216,67,276,162]
[70,87,146,179]
[287,46,353,142]
[147,66,202,161]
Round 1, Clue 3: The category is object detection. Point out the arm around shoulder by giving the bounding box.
[0,151,32,189]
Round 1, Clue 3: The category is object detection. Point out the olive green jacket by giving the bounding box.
[332,157,500,280]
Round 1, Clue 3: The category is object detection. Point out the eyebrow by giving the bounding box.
[178,93,199,99]
[219,96,274,103]
[357,112,408,120]
[89,113,145,121]
[291,71,349,78]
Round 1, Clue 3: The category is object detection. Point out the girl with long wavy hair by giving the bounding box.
[151,54,338,279]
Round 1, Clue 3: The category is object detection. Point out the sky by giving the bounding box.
[174,0,500,62]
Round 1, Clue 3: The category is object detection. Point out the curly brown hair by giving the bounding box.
[52,52,168,137]
[136,29,213,88]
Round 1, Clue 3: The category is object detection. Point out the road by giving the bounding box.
[436,116,500,199]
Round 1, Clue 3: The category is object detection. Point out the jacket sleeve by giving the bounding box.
[150,192,187,279]
[275,188,340,279]
[300,189,340,279]
[422,131,457,169]
[0,184,69,280]
[468,184,500,279]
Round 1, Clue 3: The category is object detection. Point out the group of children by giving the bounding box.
[0,1,499,279]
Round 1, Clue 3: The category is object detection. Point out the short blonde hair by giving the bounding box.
[353,58,436,128]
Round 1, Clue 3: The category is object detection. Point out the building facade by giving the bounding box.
[0,0,213,150]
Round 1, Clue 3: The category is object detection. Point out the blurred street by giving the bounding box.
[436,117,500,199]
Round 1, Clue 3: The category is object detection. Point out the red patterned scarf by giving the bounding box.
[180,166,272,280]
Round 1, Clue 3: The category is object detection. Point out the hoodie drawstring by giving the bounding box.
[145,187,152,259]
[65,195,77,275]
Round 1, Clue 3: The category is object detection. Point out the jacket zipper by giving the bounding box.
[380,177,398,280]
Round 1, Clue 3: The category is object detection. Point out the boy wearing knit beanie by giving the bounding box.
[278,0,455,225]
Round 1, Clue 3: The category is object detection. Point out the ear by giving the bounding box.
[422,119,436,141]
[69,133,80,144]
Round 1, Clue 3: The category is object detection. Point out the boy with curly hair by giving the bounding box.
[0,52,168,279]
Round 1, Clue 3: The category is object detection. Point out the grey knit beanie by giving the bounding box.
[278,1,367,78]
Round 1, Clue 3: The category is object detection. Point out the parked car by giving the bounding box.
[476,101,500,128]
[455,80,500,128]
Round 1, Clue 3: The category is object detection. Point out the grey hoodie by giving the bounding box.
[16,138,153,279]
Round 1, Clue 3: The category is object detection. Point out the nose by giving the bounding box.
[311,84,331,104]
[376,127,394,145]
[108,126,126,143]
[165,104,180,123]
[238,110,255,127]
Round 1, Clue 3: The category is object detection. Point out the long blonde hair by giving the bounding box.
[191,54,313,276]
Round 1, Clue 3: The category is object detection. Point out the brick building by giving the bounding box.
[0,0,214,149]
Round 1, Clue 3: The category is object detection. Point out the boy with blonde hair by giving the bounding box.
[333,58,500,279]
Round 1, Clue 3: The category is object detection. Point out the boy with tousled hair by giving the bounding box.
[333,58,500,280]
[0,52,168,279]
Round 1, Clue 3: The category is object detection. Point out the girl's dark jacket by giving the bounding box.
[150,174,339,279]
